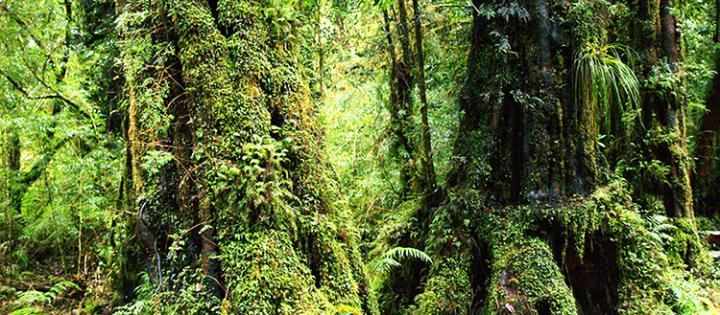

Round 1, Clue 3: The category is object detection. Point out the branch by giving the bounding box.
[0,69,93,120]
[0,70,31,97]
[1,4,47,49]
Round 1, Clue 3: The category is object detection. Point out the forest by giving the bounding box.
[3,0,720,314]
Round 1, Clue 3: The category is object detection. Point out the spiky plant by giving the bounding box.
[575,43,641,133]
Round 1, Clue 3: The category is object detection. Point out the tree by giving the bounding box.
[624,0,694,219]
[118,0,373,312]
[693,0,720,216]
[375,1,442,312]
[397,0,704,313]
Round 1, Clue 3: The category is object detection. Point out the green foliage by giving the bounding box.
[113,272,221,315]
[372,247,433,275]
[142,150,174,177]
[575,43,641,133]
[3,280,80,314]
[408,257,471,315]
[3,0,720,314]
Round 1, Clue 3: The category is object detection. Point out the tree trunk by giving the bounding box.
[383,9,416,196]
[2,129,21,245]
[412,0,437,193]
[693,0,720,215]
[6,130,21,214]
[118,1,373,312]
[629,0,694,219]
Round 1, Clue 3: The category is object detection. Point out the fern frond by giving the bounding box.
[372,247,432,274]
[46,281,80,301]
[14,290,50,306]
[9,280,80,312]
[386,247,433,264]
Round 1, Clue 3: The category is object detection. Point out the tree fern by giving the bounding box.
[373,247,433,274]
[575,43,641,133]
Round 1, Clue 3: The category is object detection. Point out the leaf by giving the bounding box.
[372,247,432,275]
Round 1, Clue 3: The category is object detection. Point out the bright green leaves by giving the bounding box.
[372,246,433,275]
[204,134,295,235]
[142,150,174,176]
[574,43,641,134]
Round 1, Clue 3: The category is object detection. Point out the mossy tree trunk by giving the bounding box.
[401,0,699,313]
[390,0,705,313]
[377,1,443,312]
[411,0,437,195]
[626,0,694,219]
[451,0,595,207]
[5,130,21,214]
[429,0,609,312]
[693,0,720,216]
[2,130,21,246]
[118,0,373,312]
[383,4,416,198]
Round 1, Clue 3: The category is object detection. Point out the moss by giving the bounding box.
[409,256,472,315]
[220,231,331,314]
[484,238,576,315]
[402,179,719,314]
[117,0,375,312]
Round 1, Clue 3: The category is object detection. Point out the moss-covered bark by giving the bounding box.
[4,130,21,214]
[693,0,720,216]
[118,0,374,313]
[391,0,710,314]
[624,0,694,219]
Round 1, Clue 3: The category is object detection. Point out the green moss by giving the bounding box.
[484,238,576,315]
[116,0,375,313]
[219,231,331,314]
[403,179,718,314]
[409,256,472,315]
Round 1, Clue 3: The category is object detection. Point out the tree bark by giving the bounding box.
[412,0,437,192]
[693,0,720,215]
[118,1,373,312]
[629,0,694,219]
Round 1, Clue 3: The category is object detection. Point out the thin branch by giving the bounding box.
[0,70,31,97]
[0,69,92,120]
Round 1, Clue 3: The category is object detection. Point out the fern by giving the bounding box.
[647,215,678,245]
[13,290,50,307]
[373,247,433,274]
[8,307,45,315]
[575,43,641,133]
[8,280,80,313]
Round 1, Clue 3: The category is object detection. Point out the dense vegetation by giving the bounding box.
[3,0,720,314]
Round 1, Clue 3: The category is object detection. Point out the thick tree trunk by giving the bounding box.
[406,0,704,312]
[629,0,694,219]
[419,0,620,313]
[693,0,720,215]
[119,1,373,312]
